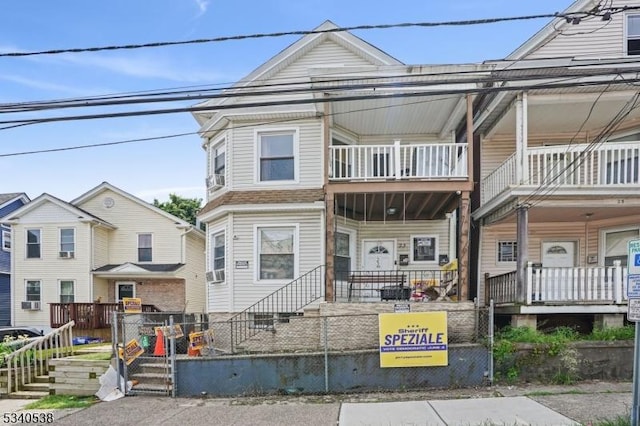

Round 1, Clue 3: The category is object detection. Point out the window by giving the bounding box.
[60,228,75,256]
[258,227,295,280]
[138,233,152,262]
[2,228,10,251]
[335,232,351,281]
[117,282,135,301]
[26,229,41,259]
[410,236,437,262]
[258,131,295,181]
[60,280,74,303]
[26,280,41,302]
[628,14,640,55]
[207,140,226,190]
[604,228,639,266]
[498,241,518,263]
[212,230,225,281]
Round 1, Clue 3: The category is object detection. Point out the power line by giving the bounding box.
[1,9,633,58]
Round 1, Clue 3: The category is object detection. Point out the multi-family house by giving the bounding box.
[3,182,205,328]
[0,193,30,326]
[194,21,482,318]
[472,0,640,329]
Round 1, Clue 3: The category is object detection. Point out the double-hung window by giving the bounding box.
[258,131,296,182]
[138,233,152,262]
[257,226,296,280]
[26,229,41,259]
[628,14,640,55]
[208,140,226,190]
[26,280,41,302]
[212,230,225,281]
[60,280,75,303]
[2,227,10,251]
[60,228,75,257]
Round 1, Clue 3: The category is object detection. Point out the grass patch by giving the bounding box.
[24,395,97,410]
[593,414,630,426]
[71,352,111,361]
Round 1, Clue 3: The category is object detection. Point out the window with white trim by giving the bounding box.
[60,228,75,257]
[26,280,41,302]
[60,280,75,303]
[410,235,437,262]
[211,230,225,281]
[138,233,152,262]
[117,282,135,301]
[26,229,41,259]
[2,228,10,251]
[258,131,295,181]
[498,241,518,263]
[208,140,226,190]
[628,14,640,55]
[258,227,295,280]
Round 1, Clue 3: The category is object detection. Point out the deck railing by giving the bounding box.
[2,321,75,396]
[329,142,468,181]
[50,303,161,329]
[486,264,628,305]
[481,141,640,204]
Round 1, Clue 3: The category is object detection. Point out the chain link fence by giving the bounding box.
[114,303,493,397]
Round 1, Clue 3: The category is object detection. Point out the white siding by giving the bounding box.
[12,211,92,326]
[230,211,323,312]
[182,232,206,313]
[77,189,185,264]
[92,226,109,269]
[230,119,323,190]
[207,216,231,312]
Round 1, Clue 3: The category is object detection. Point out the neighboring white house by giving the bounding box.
[194,21,480,316]
[472,0,640,328]
[4,182,206,327]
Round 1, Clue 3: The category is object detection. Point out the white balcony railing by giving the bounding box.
[527,264,627,304]
[481,141,640,204]
[329,142,468,181]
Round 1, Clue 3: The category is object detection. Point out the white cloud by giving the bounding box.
[194,0,210,17]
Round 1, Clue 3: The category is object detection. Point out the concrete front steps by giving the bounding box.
[130,356,172,395]
[7,375,50,399]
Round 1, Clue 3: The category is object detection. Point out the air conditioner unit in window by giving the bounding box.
[21,301,41,310]
[213,269,225,282]
[205,271,214,282]
[59,251,75,258]
[206,174,225,190]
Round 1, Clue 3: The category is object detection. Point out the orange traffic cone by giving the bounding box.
[154,329,166,356]
[187,345,200,357]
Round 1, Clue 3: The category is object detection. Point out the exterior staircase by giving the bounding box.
[7,375,49,400]
[130,356,172,395]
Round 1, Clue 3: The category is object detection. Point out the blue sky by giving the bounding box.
[0,0,575,203]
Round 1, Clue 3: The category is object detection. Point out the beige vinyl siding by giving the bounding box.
[479,216,640,299]
[525,6,627,60]
[357,220,450,270]
[182,232,206,313]
[17,202,80,224]
[271,39,376,81]
[93,277,109,303]
[13,219,92,326]
[230,119,323,190]
[207,216,231,312]
[230,211,323,312]
[77,190,184,264]
[92,226,109,268]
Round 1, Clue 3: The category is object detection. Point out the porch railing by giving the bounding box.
[228,265,325,350]
[329,142,468,181]
[334,269,447,302]
[2,321,75,397]
[50,303,162,329]
[486,264,628,305]
[481,141,640,204]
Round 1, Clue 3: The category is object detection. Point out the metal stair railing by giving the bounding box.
[228,265,325,351]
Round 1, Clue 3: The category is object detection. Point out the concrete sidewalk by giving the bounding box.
[0,381,632,425]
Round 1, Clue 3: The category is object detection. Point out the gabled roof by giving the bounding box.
[507,0,598,59]
[0,193,30,216]
[1,193,115,228]
[72,182,205,239]
[93,263,185,273]
[192,20,403,125]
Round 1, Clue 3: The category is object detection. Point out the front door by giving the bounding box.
[542,241,576,268]
[363,240,395,271]
[117,282,136,301]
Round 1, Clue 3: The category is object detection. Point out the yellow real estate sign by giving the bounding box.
[378,311,448,368]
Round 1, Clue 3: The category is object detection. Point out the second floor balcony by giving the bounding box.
[481,141,640,206]
[329,141,468,182]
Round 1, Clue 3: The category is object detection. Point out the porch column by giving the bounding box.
[515,91,528,184]
[325,193,335,302]
[458,191,471,301]
[516,204,529,303]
